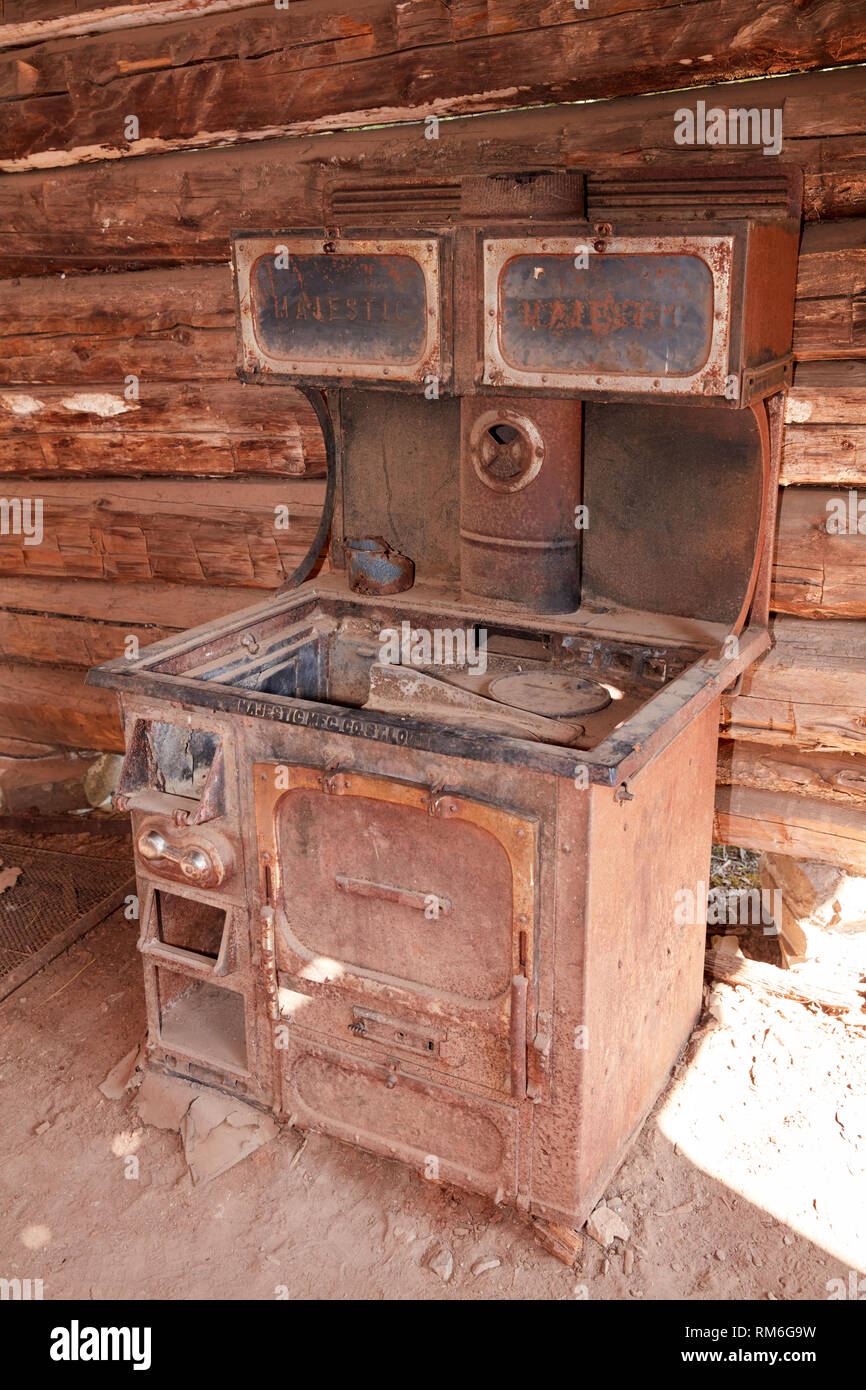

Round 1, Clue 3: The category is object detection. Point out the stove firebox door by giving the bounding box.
[253,764,537,1107]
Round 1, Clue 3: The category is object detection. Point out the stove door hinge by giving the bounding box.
[259,904,280,1023]
[320,775,352,796]
[427,790,461,818]
[526,1010,552,1103]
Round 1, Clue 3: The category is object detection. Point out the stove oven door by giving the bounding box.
[253,763,536,1200]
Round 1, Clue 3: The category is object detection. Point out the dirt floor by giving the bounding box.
[1,887,864,1303]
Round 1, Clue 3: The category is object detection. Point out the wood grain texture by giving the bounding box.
[0,1,261,47]
[773,487,866,618]
[0,381,326,475]
[1,0,861,171]
[793,220,866,361]
[714,783,866,873]
[0,265,233,382]
[0,575,264,665]
[0,66,863,271]
[0,659,123,748]
[722,618,866,754]
[718,739,866,806]
[0,478,326,585]
[782,365,866,487]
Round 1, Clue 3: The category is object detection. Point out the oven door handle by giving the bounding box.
[510,974,529,1100]
[335,874,452,917]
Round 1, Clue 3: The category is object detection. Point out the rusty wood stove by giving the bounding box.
[88,167,801,1253]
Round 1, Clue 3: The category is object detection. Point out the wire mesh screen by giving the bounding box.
[0,837,134,998]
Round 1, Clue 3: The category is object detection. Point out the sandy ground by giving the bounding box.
[1,904,864,1302]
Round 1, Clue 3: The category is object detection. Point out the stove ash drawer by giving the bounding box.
[275,983,512,1097]
[280,1036,519,1202]
[254,764,540,1102]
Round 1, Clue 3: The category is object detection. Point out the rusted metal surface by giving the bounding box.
[343,535,415,595]
[483,235,730,394]
[135,818,235,890]
[233,235,445,389]
[460,395,582,613]
[90,168,801,1246]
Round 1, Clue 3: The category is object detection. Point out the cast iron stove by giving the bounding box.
[88,167,802,1251]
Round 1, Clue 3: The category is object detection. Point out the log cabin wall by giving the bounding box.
[0,1,863,868]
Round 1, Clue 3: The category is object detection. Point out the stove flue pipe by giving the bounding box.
[459,394,583,614]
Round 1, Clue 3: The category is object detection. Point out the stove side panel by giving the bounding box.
[530,699,721,1228]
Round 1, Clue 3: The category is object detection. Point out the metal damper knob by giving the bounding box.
[470,410,545,494]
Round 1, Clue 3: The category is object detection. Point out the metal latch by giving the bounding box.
[349,1006,443,1060]
[526,1011,552,1103]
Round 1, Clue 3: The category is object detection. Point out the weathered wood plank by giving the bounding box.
[0,67,862,272]
[718,739,866,806]
[773,486,866,618]
[0,575,262,665]
[0,1,260,47]
[0,265,233,382]
[788,361,866,421]
[0,381,325,475]
[781,425,866,485]
[704,947,863,1014]
[714,783,866,874]
[793,219,866,362]
[1,1,861,171]
[0,478,326,585]
[0,659,123,748]
[722,617,866,754]
[783,364,866,484]
[0,606,175,665]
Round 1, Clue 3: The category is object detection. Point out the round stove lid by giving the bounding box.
[488,671,612,718]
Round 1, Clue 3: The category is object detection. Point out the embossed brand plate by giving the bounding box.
[482,235,734,396]
[234,235,443,385]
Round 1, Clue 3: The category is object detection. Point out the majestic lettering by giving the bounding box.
[251,251,428,368]
[497,251,714,377]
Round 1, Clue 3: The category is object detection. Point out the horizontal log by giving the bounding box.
[704,947,862,1015]
[783,365,866,485]
[0,67,863,275]
[1,1,861,172]
[0,659,123,748]
[0,574,270,665]
[714,783,866,874]
[780,425,866,486]
[0,265,233,382]
[0,1,260,47]
[722,617,866,754]
[0,477,327,585]
[0,381,326,475]
[793,220,866,361]
[773,486,866,618]
[0,606,175,666]
[717,740,866,806]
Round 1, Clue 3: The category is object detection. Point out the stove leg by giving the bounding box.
[530,1216,583,1266]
